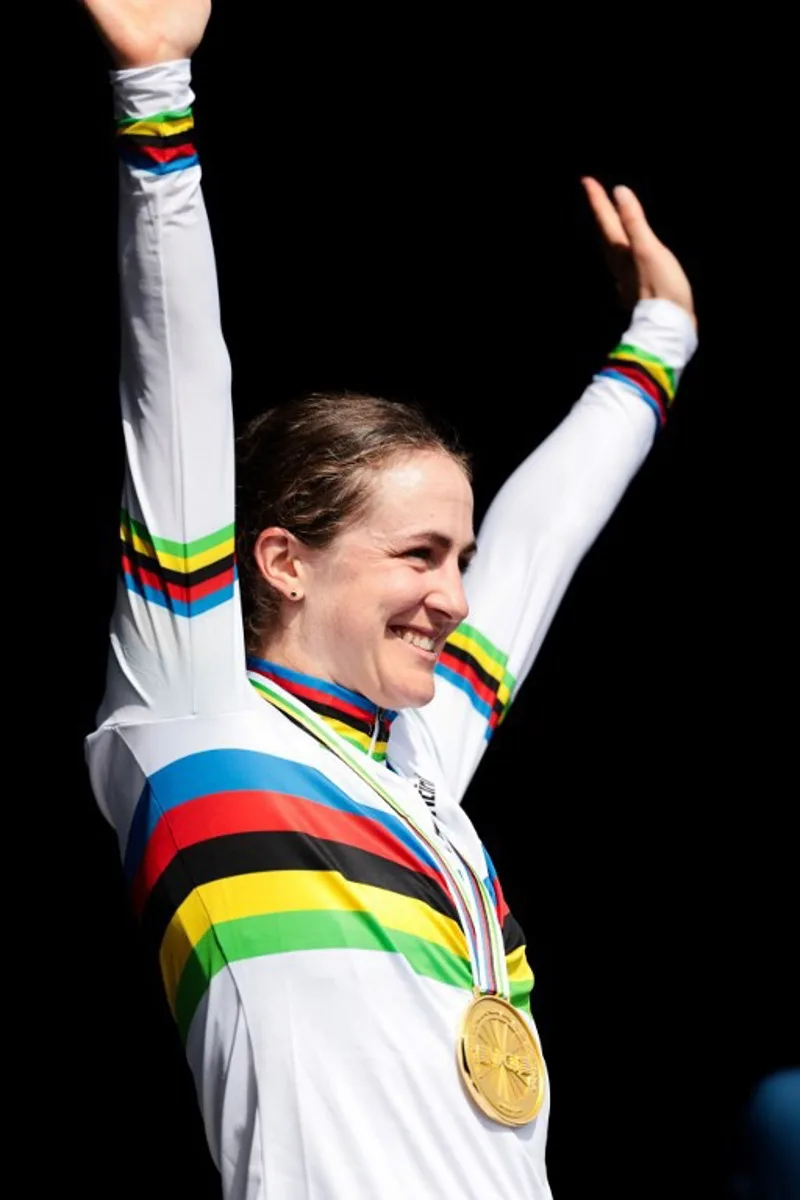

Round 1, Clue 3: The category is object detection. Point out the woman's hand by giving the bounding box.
[81,0,211,69]
[582,177,696,327]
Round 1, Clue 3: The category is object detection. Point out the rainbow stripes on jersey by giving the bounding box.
[595,342,677,426]
[247,658,397,763]
[116,106,198,175]
[120,508,235,617]
[436,622,516,740]
[485,851,533,1012]
[124,746,532,1043]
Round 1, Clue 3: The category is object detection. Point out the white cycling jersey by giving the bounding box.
[85,59,696,1200]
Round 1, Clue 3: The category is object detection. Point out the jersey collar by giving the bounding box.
[247,656,398,763]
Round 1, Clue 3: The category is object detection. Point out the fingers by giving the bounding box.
[581,177,629,249]
[612,186,660,256]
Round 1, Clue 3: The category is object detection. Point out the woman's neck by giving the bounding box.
[246,654,397,763]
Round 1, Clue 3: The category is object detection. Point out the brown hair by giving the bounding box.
[235,391,471,651]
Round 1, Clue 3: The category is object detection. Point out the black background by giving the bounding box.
[45,10,796,1199]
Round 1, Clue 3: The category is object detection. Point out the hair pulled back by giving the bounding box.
[235,391,470,652]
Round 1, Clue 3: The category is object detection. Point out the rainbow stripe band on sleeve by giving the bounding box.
[116,106,198,175]
[120,509,236,617]
[435,622,516,741]
[594,343,677,426]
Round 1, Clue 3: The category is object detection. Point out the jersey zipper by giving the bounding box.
[369,708,383,759]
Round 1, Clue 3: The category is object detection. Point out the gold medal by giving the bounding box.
[458,994,546,1126]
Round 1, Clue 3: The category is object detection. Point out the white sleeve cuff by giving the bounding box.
[110,59,193,120]
[624,298,698,371]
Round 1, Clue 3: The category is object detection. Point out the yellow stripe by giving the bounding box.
[119,116,195,138]
[326,718,388,759]
[447,629,505,684]
[160,870,467,1013]
[507,943,534,986]
[611,350,674,398]
[326,718,370,751]
[120,525,234,573]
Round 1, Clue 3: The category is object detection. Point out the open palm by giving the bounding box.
[82,0,211,68]
[582,178,695,327]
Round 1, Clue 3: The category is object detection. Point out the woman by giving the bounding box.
[83,2,697,1197]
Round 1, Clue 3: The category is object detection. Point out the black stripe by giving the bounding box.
[606,355,670,409]
[121,539,235,589]
[252,686,376,740]
[502,910,526,955]
[252,674,384,740]
[140,830,460,956]
[117,130,196,149]
[441,639,501,696]
[118,145,196,169]
[297,697,375,739]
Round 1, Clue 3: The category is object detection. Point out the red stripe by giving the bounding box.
[439,649,497,711]
[164,567,235,604]
[609,362,667,419]
[121,550,154,574]
[122,556,162,594]
[132,142,196,165]
[121,555,234,604]
[131,788,439,913]
[249,667,374,725]
[494,876,510,923]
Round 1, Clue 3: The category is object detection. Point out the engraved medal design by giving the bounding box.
[458,994,546,1125]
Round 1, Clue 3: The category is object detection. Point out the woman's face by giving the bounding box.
[296,449,475,710]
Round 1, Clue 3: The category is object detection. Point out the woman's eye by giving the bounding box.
[405,547,433,562]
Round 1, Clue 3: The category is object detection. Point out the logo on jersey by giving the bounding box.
[413,774,436,812]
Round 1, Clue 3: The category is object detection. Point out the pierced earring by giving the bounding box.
[290,591,298,599]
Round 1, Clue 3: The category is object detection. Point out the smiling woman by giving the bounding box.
[81,2,697,1198]
[236,392,475,710]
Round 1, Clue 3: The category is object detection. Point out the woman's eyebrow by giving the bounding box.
[406,531,478,561]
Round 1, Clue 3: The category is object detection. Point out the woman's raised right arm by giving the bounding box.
[86,2,247,725]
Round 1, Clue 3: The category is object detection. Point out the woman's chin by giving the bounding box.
[381,673,437,712]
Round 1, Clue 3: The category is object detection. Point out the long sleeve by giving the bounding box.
[96,60,246,728]
[390,299,697,802]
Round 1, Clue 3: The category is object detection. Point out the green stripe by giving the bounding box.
[175,909,472,1042]
[116,106,193,128]
[455,621,511,673]
[612,343,676,392]
[248,678,511,999]
[509,975,533,1015]
[120,508,234,558]
[496,667,517,718]
[338,731,387,762]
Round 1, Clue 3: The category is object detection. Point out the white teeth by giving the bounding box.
[395,628,436,652]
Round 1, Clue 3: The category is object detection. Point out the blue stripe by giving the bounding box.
[481,845,499,908]
[594,369,665,425]
[482,851,499,908]
[434,661,494,721]
[120,151,200,175]
[124,747,441,883]
[123,572,235,617]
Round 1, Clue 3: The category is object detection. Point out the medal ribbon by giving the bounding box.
[251,675,510,999]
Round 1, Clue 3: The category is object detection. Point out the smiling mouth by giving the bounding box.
[389,626,439,654]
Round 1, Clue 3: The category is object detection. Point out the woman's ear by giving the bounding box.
[252,527,305,601]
